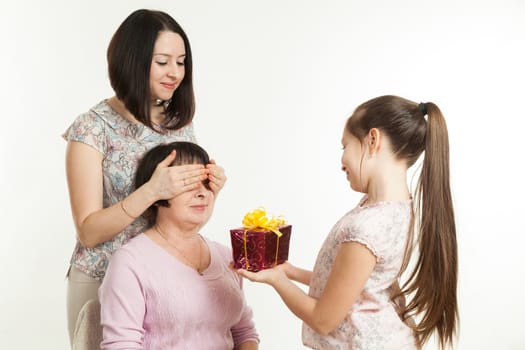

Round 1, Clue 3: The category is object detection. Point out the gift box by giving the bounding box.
[230,208,292,272]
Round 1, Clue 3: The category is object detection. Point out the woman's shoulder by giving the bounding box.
[63,100,138,149]
[205,238,231,259]
[111,234,150,261]
[69,100,129,130]
[89,100,131,128]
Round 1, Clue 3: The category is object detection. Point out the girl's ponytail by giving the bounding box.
[403,102,458,349]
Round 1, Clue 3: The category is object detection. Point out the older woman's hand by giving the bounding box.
[206,159,227,195]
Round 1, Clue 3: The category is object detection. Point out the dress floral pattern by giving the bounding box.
[302,196,417,350]
[63,100,196,280]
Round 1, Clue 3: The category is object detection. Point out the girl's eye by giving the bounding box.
[156,61,167,66]
[176,61,185,66]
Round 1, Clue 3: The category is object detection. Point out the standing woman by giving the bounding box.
[62,9,226,344]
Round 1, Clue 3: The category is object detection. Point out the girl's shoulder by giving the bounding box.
[338,199,412,257]
[351,197,412,224]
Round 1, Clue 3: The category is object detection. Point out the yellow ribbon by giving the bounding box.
[241,207,286,270]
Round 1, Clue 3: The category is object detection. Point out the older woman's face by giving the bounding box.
[159,179,215,231]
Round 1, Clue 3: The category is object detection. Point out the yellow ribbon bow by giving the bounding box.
[241,207,286,270]
[242,207,285,237]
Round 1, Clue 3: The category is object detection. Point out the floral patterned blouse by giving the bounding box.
[63,100,196,280]
[302,196,417,350]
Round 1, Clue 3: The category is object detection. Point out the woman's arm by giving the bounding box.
[237,242,376,335]
[99,250,146,350]
[66,141,208,247]
[230,294,259,350]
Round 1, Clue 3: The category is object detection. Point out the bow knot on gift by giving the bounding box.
[238,207,287,270]
[242,207,286,237]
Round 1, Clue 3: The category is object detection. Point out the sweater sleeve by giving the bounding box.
[231,301,259,347]
[99,249,146,350]
[226,251,259,346]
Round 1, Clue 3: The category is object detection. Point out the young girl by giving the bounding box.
[237,95,458,349]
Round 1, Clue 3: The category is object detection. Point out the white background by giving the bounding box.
[1,1,524,349]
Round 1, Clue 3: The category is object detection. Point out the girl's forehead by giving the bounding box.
[342,128,354,139]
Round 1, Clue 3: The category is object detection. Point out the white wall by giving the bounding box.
[1,0,524,349]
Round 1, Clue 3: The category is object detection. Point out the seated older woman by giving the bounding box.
[99,141,259,350]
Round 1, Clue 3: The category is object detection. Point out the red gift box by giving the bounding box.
[230,207,292,272]
[230,225,292,272]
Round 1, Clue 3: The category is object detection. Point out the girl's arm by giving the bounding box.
[234,341,259,350]
[66,141,208,247]
[283,262,312,286]
[237,242,375,335]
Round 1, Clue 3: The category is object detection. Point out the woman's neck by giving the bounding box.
[106,96,165,125]
[154,219,201,240]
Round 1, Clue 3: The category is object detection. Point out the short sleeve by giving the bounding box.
[341,224,380,262]
[339,205,406,264]
[63,112,106,155]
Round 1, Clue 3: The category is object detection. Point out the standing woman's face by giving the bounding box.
[149,31,186,102]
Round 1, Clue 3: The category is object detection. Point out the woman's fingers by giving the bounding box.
[156,150,177,169]
[149,162,206,200]
[174,165,209,187]
[206,160,227,194]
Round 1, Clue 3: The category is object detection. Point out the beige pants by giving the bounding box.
[66,266,101,346]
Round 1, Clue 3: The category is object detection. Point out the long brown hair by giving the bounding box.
[107,9,195,130]
[346,95,458,349]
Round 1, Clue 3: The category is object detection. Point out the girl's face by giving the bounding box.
[161,179,215,230]
[150,31,186,102]
[341,129,366,192]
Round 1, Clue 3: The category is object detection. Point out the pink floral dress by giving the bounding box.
[63,100,196,280]
[302,196,417,350]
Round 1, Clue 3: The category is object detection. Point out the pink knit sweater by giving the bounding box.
[99,234,259,349]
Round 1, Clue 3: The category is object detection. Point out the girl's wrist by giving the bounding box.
[283,263,296,280]
[269,269,288,287]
